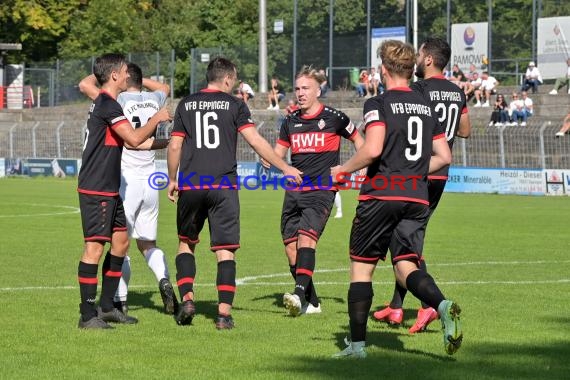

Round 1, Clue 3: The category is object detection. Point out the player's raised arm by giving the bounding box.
[240,126,302,184]
[260,143,288,169]
[429,136,452,174]
[456,113,471,138]
[78,74,100,100]
[114,107,171,148]
[142,77,170,97]
[331,125,384,180]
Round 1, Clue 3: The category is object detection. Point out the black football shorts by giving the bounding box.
[177,189,240,252]
[280,190,336,244]
[79,193,127,242]
[349,200,430,265]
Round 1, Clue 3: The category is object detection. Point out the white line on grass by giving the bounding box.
[0,203,80,218]
[2,278,570,292]
[2,258,570,292]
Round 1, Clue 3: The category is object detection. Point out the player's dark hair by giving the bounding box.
[420,37,451,70]
[296,65,326,85]
[206,57,237,84]
[379,40,415,79]
[93,53,127,86]
[126,63,143,89]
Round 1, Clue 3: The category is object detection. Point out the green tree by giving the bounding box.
[0,0,83,62]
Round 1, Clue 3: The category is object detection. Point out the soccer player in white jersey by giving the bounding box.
[79,63,178,316]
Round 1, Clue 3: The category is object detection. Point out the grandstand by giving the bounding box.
[0,88,569,169]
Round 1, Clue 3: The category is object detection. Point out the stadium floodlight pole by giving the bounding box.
[405,0,410,43]
[446,0,451,44]
[366,0,371,68]
[412,0,418,82]
[292,0,297,87]
[259,0,268,93]
[328,0,334,89]
[487,0,492,73]
[413,0,418,52]
[532,0,537,63]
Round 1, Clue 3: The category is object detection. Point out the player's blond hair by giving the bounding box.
[378,40,415,79]
[296,65,326,85]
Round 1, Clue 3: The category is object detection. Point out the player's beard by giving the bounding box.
[415,63,425,79]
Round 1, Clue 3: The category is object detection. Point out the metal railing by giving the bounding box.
[1,115,568,170]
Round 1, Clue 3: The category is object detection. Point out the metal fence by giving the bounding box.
[2,114,568,171]
[22,51,176,108]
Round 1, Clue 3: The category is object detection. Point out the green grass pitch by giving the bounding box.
[0,177,569,379]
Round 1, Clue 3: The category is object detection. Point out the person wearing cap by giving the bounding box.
[521,61,542,94]
[237,80,255,103]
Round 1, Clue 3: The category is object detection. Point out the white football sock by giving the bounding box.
[334,192,342,214]
[145,247,169,282]
[114,255,131,302]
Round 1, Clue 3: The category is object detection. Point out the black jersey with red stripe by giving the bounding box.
[172,89,254,189]
[277,104,357,190]
[411,76,468,178]
[360,87,445,204]
[78,90,129,195]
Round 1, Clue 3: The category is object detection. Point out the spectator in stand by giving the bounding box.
[443,65,453,80]
[356,69,369,97]
[508,92,527,126]
[267,77,286,110]
[488,94,509,127]
[285,98,299,115]
[466,64,478,81]
[368,67,380,97]
[377,64,385,94]
[474,71,499,107]
[555,113,570,137]
[521,90,533,123]
[237,80,255,104]
[450,64,465,84]
[318,69,329,98]
[450,64,475,98]
[468,72,482,103]
[549,58,570,95]
[521,61,542,94]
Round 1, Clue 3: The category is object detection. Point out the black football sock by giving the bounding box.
[418,260,430,309]
[305,279,319,307]
[405,270,445,310]
[217,260,236,307]
[290,260,318,306]
[175,253,196,301]
[293,247,315,302]
[389,281,407,309]
[78,261,98,321]
[348,282,373,342]
[100,252,124,312]
[289,264,296,280]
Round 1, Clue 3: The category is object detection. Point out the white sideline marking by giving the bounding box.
[0,203,80,218]
[2,278,570,292]
[1,258,570,292]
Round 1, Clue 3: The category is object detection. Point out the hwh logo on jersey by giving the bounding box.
[291,132,325,151]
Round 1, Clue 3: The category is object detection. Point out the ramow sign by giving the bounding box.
[451,22,488,73]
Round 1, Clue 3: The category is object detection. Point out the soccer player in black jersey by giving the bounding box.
[331,40,462,357]
[77,53,171,329]
[267,65,364,317]
[167,57,302,329]
[373,37,471,334]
